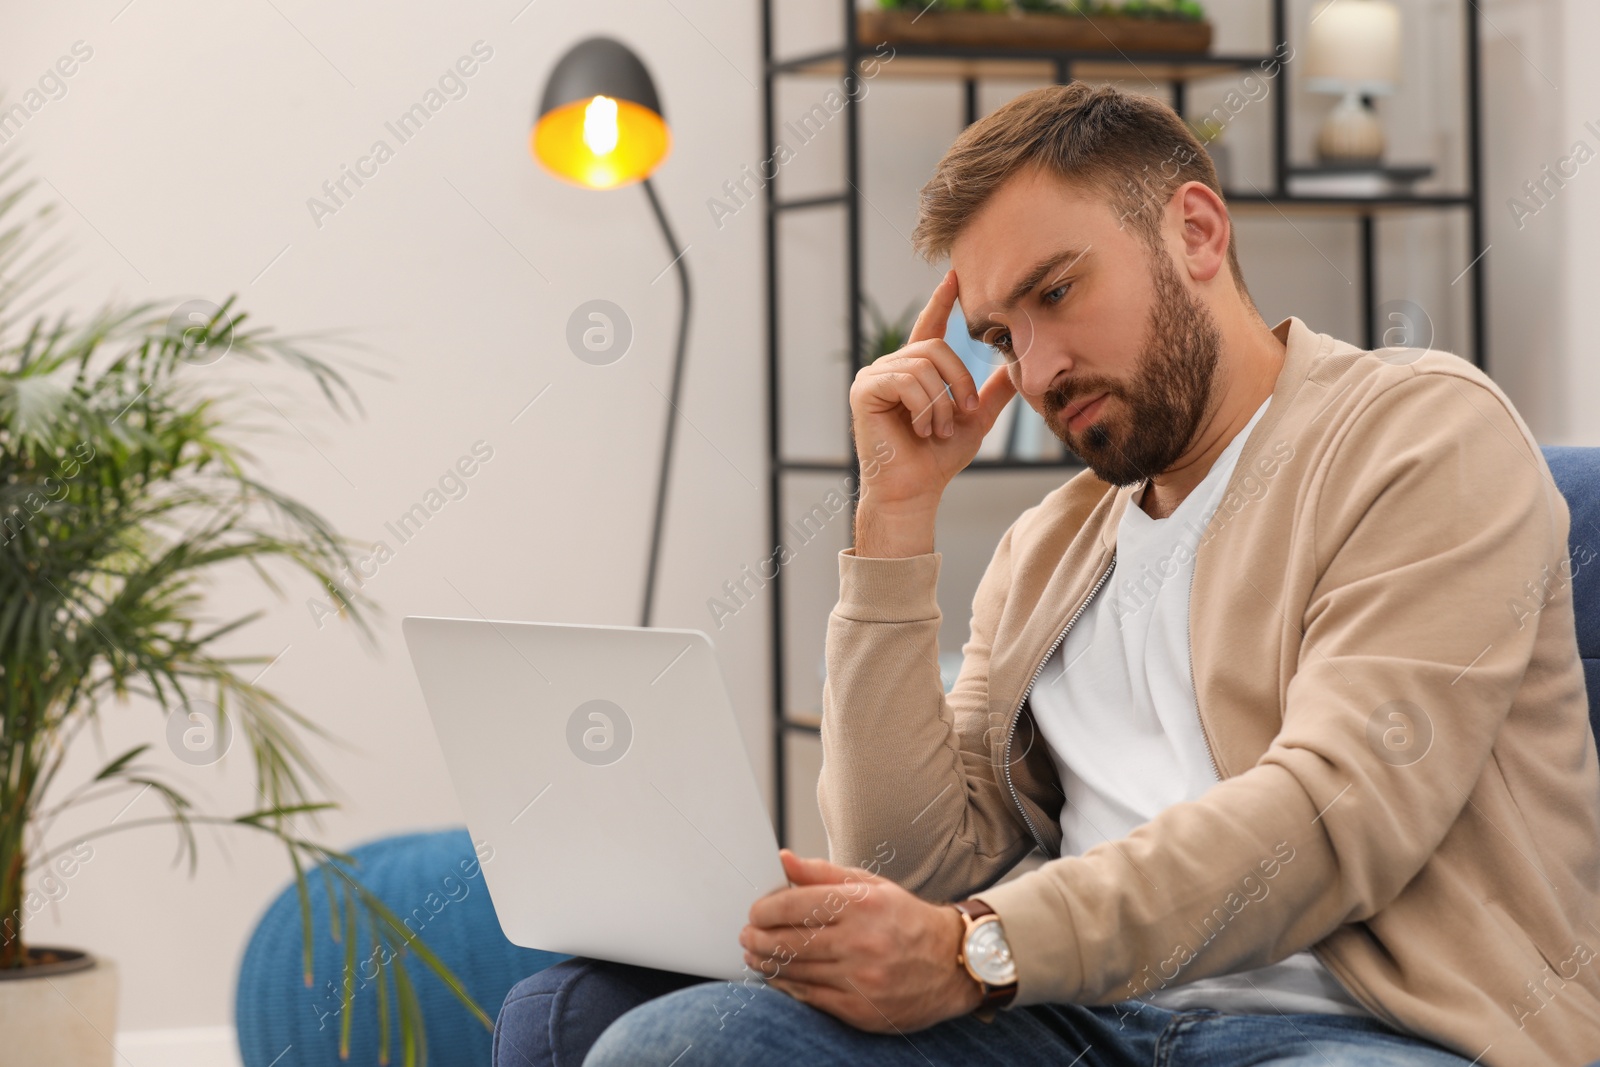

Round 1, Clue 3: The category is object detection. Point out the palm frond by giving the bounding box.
[0,141,483,1059]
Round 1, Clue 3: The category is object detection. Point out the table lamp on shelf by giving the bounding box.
[533,36,689,628]
[1303,0,1402,164]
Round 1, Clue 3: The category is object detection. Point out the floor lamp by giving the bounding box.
[533,36,689,628]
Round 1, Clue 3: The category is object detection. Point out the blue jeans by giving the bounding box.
[494,958,704,1067]
[494,957,1479,1067]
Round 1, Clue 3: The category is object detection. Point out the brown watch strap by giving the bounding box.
[955,899,996,920]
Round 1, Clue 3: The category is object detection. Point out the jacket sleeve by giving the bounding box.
[971,371,1566,1006]
[817,513,1039,902]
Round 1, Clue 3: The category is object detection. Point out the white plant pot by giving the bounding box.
[0,948,119,1067]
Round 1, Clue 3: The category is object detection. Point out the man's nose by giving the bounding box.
[1014,343,1069,398]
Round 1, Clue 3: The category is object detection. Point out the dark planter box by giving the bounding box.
[858,9,1213,54]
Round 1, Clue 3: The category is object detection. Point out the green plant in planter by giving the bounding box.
[1116,0,1207,20]
[0,157,483,1062]
[880,0,1207,19]
[907,0,1011,12]
[875,0,1005,11]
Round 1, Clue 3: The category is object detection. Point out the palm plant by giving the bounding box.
[0,150,485,1063]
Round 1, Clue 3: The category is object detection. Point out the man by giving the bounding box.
[499,83,1600,1066]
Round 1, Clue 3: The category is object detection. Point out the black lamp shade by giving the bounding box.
[533,37,670,189]
[539,36,663,120]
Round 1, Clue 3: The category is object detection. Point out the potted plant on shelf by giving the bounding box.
[861,0,1212,55]
[0,156,482,1065]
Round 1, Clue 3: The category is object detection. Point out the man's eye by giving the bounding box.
[991,333,1013,355]
[1045,283,1071,304]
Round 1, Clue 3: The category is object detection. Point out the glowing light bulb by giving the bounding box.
[582,95,619,156]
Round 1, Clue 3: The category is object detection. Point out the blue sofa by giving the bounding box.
[1546,447,1600,732]
[237,448,1600,1066]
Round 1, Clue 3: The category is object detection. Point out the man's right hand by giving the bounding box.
[849,269,1017,557]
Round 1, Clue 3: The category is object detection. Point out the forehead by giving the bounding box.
[949,166,1128,318]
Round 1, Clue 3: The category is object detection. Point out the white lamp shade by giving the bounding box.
[1304,0,1402,93]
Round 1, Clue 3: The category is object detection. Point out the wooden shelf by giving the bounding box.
[764,185,1470,231]
[858,9,1213,54]
[773,48,1273,84]
[1226,193,1472,216]
[761,0,1489,849]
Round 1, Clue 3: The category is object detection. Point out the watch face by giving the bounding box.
[965,918,1017,986]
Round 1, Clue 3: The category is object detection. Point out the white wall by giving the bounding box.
[6,0,774,1037]
[1554,0,1600,438]
[4,0,1596,1042]
[1475,0,1570,440]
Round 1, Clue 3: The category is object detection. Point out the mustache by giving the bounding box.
[1044,381,1119,414]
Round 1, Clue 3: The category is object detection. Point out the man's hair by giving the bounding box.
[910,82,1252,304]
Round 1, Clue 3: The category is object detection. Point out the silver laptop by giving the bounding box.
[402,616,787,981]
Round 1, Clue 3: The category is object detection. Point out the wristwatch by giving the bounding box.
[952,899,1018,1022]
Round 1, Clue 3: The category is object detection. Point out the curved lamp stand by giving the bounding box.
[638,176,689,628]
[532,35,685,628]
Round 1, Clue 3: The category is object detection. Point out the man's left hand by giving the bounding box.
[739,849,984,1032]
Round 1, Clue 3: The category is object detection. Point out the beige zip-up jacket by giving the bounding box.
[818,317,1600,1065]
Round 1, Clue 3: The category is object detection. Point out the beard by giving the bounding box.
[1040,249,1222,488]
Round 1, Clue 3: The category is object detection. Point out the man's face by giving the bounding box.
[950,165,1222,487]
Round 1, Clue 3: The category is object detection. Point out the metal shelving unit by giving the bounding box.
[761,0,1488,845]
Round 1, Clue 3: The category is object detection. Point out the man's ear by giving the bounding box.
[1172,180,1229,285]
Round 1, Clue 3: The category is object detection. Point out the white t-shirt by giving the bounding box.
[1027,397,1373,1017]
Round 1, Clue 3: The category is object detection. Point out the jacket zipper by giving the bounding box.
[1001,525,1225,849]
[1001,495,1388,1023]
[1179,528,1388,1020]
[1002,553,1117,859]
[1187,555,1223,782]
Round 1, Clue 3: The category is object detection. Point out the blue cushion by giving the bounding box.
[1541,446,1600,736]
[236,828,568,1066]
